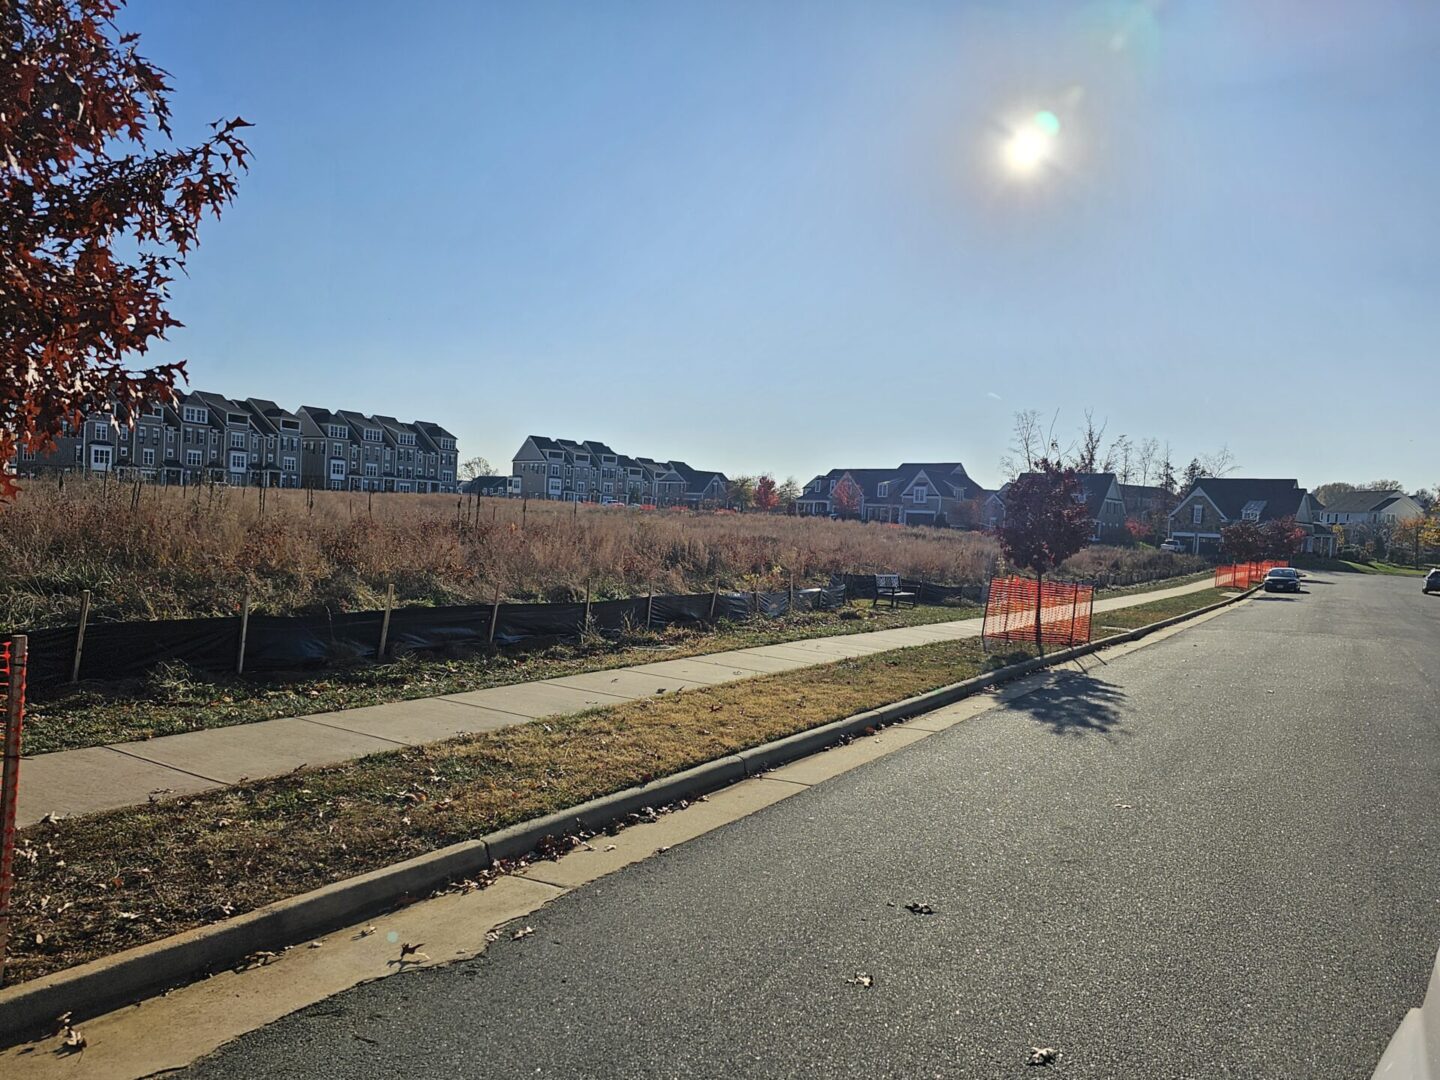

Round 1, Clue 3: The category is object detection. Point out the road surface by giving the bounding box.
[185,570,1440,1079]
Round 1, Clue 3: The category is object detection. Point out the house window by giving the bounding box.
[283,456,296,471]
[911,484,929,504]
[230,432,246,448]
[332,443,343,457]
[365,463,378,477]
[182,406,207,424]
[89,445,112,470]
[329,459,346,480]
[136,426,146,442]
[226,451,247,473]
[74,443,83,462]
[91,422,108,441]
[142,448,155,466]
[1191,504,1203,525]
[327,424,347,439]
[364,428,381,442]
[550,464,561,477]
[186,449,203,467]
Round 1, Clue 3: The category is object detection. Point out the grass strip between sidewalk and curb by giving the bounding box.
[0,585,1250,1040]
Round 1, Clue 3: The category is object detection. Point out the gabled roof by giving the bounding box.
[188,391,243,428]
[413,421,456,442]
[298,405,346,429]
[519,435,566,456]
[835,468,895,500]
[1315,489,1408,514]
[1182,478,1306,522]
[886,462,978,501]
[1076,472,1119,508]
[582,440,618,458]
[242,398,301,434]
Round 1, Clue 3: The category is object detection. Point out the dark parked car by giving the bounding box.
[1263,567,1302,593]
[1424,569,1440,594]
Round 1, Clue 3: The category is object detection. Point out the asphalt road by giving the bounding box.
[185,570,1440,1079]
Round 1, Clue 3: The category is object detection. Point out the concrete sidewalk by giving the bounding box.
[17,578,1217,827]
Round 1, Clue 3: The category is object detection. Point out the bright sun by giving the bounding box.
[1002,111,1061,178]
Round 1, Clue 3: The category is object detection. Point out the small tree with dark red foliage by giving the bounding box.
[997,459,1093,653]
[1220,520,1266,563]
[1,0,251,499]
[1260,516,1306,560]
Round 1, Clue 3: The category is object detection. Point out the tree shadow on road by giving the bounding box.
[1004,672,1127,737]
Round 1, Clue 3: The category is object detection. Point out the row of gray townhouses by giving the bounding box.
[15,390,460,493]
[505,436,728,507]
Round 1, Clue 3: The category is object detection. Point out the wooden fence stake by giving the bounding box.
[646,588,655,631]
[70,590,91,684]
[488,585,501,644]
[236,588,252,675]
[377,583,395,660]
[709,578,719,620]
[0,634,28,985]
[583,579,592,632]
[789,572,795,610]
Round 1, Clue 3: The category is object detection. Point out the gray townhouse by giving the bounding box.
[237,399,304,488]
[298,406,355,490]
[634,458,689,506]
[371,415,423,492]
[335,409,389,492]
[412,421,459,493]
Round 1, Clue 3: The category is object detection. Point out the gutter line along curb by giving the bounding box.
[0,584,1255,1044]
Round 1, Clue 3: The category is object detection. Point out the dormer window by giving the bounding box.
[182,405,207,424]
[327,424,347,440]
[364,428,382,442]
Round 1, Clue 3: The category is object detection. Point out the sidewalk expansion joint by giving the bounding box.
[100,745,230,787]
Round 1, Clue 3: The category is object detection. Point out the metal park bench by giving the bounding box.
[873,573,917,609]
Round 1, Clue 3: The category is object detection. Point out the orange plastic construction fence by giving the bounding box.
[981,575,1095,649]
[1214,560,1288,588]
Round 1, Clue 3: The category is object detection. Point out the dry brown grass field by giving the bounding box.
[0,476,1202,628]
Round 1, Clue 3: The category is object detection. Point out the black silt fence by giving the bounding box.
[10,583,849,691]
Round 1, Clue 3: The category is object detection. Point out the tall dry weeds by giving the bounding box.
[0,477,1193,627]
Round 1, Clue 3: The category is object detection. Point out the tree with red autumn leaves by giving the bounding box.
[832,476,862,519]
[1,0,251,499]
[1223,515,1306,562]
[753,474,780,512]
[997,460,1093,654]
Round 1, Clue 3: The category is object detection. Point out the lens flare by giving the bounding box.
[1001,111,1061,178]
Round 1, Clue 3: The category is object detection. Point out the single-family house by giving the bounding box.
[1314,490,1426,527]
[1167,477,1333,556]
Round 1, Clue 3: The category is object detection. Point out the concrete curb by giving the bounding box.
[0,584,1254,1045]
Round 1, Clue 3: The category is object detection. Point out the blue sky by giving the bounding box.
[126,1,1440,490]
